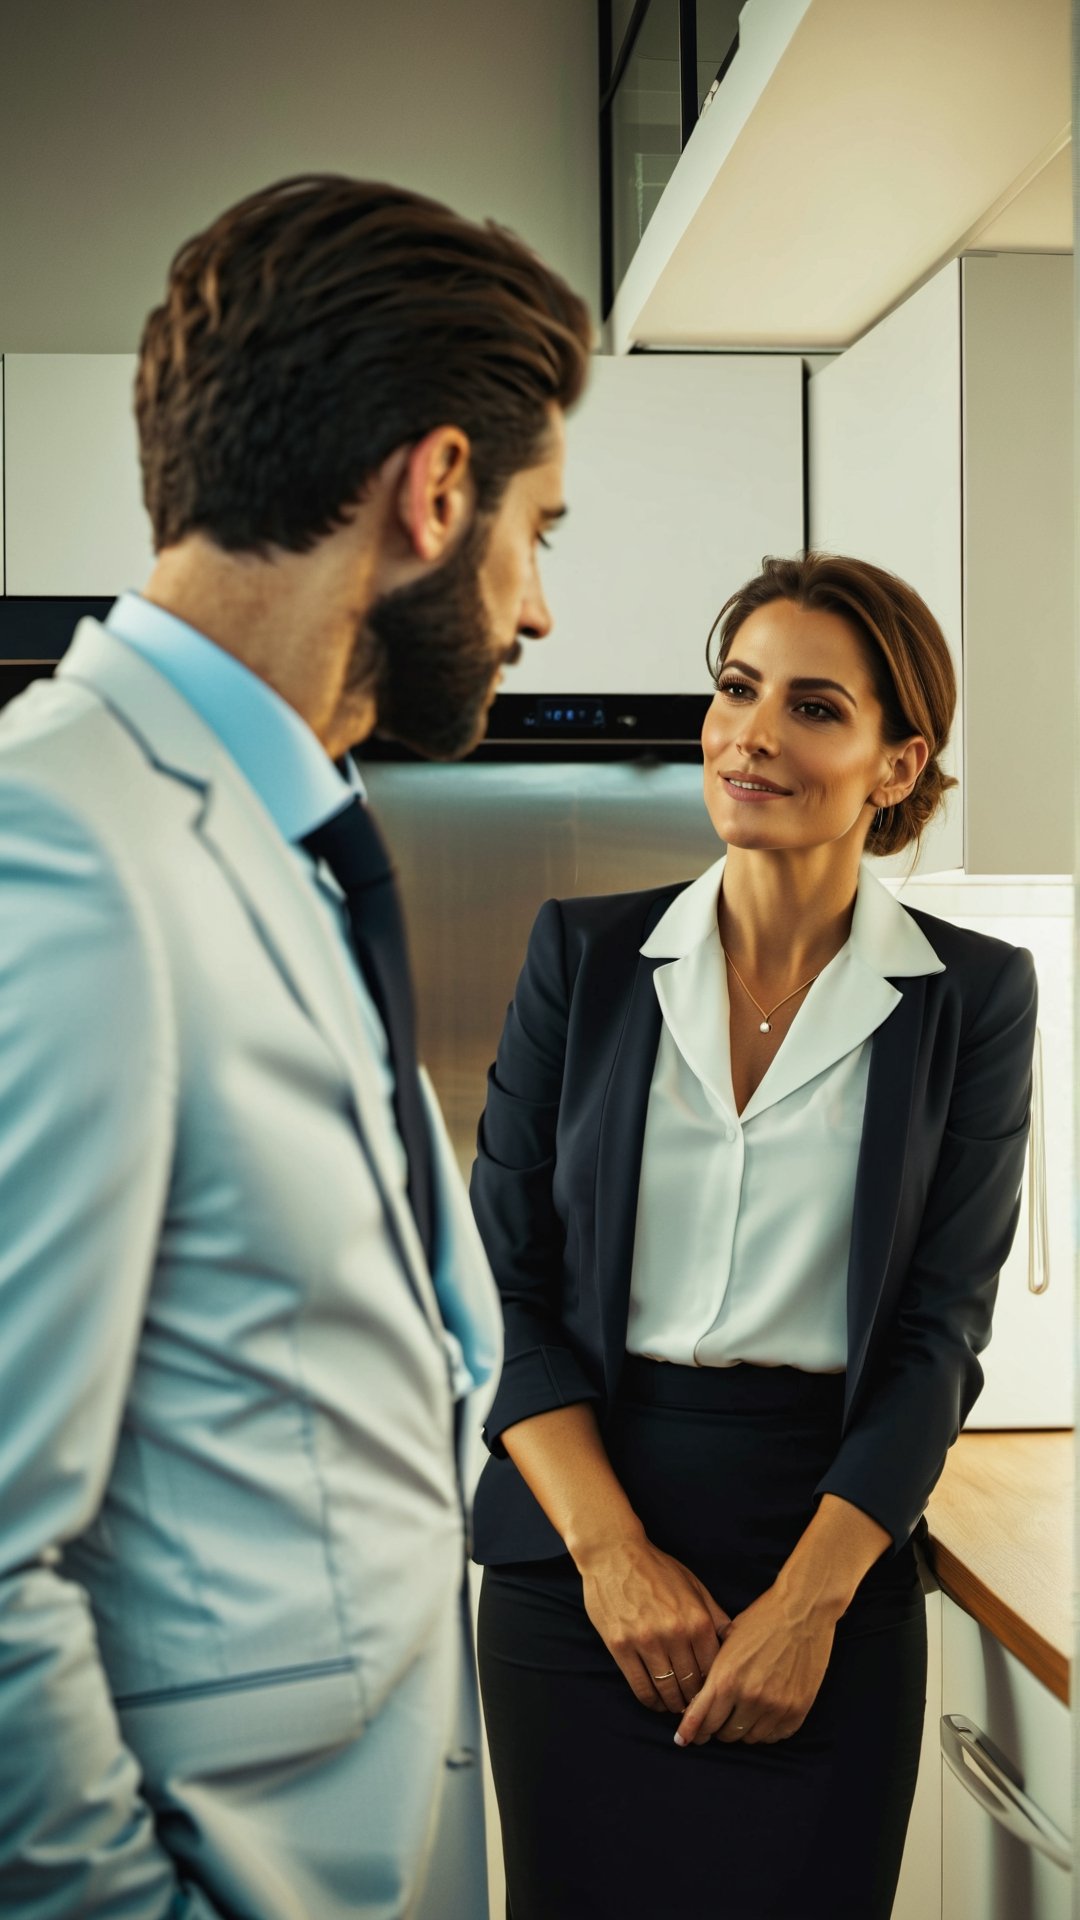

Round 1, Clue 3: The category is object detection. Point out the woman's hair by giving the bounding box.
[706,551,958,860]
[135,173,593,555]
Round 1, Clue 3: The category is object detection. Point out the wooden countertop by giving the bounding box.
[924,1431,1073,1703]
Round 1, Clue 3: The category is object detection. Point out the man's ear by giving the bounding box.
[397,426,475,563]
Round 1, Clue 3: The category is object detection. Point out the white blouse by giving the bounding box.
[626,855,945,1371]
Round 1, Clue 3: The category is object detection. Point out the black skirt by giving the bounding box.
[477,1357,927,1920]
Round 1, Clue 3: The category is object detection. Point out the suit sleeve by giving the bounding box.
[470,898,601,1452]
[815,943,1039,1551]
[0,778,221,1916]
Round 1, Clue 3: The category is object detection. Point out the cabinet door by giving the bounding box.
[940,1595,1071,1919]
[961,254,1073,877]
[892,1583,943,1920]
[528,352,804,695]
[3,354,154,596]
[807,263,963,875]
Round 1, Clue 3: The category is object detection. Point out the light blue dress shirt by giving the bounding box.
[103,591,475,1394]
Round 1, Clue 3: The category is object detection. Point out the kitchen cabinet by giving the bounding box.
[808,253,1073,877]
[893,1575,1072,1920]
[1,353,155,596]
[940,1592,1071,1919]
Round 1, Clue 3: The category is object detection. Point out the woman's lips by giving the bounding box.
[721,776,790,803]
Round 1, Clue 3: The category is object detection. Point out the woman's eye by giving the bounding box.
[716,680,838,721]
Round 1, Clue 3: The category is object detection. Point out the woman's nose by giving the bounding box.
[734,707,779,756]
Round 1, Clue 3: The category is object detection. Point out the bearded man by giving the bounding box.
[0,174,590,1919]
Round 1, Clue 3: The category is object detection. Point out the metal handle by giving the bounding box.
[1027,1024,1050,1293]
[940,1713,1071,1871]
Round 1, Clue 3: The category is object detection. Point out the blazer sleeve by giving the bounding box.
[471,898,601,1453]
[0,778,221,1917]
[815,942,1039,1551]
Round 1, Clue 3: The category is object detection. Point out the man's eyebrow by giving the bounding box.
[539,504,568,524]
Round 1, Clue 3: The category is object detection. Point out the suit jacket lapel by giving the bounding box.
[196,775,446,1335]
[844,973,926,1413]
[593,942,666,1397]
[591,900,930,1418]
[60,621,446,1341]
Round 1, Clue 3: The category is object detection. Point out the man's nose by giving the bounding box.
[519,582,553,641]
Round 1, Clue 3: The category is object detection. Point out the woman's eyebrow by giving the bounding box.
[722,659,857,705]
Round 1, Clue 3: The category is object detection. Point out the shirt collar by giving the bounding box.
[103,591,361,843]
[641,851,945,980]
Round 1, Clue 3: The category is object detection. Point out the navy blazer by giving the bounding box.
[470,879,1038,1566]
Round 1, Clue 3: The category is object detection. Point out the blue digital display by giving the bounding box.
[531,700,608,729]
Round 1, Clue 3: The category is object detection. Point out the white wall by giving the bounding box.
[0,0,598,351]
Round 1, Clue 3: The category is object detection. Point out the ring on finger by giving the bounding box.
[651,1670,676,1681]
[679,1671,696,1683]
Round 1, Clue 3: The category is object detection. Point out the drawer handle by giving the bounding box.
[940,1714,1071,1871]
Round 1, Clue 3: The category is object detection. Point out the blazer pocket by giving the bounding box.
[117,1657,367,1780]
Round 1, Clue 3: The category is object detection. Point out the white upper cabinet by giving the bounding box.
[613,0,1069,353]
[808,253,1073,877]
[523,352,805,695]
[2,354,154,596]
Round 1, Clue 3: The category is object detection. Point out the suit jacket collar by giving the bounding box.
[637,853,944,1130]
[57,619,448,1344]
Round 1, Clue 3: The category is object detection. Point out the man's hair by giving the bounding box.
[708,551,958,861]
[135,174,593,554]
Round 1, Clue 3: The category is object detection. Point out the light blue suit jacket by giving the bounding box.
[0,616,502,1916]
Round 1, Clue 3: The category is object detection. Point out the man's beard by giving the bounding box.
[351,515,506,760]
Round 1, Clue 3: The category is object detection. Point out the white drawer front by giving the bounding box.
[941,1596,1071,1920]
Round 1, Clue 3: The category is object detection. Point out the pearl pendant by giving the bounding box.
[759,1019,771,1034]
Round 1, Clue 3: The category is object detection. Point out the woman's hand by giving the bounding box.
[576,1536,731,1715]
[673,1583,835,1747]
[674,1493,892,1749]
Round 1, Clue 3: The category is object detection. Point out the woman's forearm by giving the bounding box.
[773,1492,892,1624]
[499,1403,646,1570]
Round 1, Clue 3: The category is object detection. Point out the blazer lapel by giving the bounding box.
[588,857,940,1419]
[844,973,926,1413]
[59,620,446,1341]
[196,775,445,1336]
[593,940,667,1397]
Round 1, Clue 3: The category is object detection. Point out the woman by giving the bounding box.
[470,553,1038,1920]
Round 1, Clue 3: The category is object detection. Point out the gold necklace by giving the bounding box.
[724,952,819,1034]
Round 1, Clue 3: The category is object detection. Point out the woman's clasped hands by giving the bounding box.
[673,1581,837,1749]
[577,1533,731,1716]
[577,1532,836,1749]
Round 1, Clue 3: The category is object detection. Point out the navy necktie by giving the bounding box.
[302,799,435,1268]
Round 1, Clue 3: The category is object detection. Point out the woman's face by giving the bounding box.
[701,597,913,855]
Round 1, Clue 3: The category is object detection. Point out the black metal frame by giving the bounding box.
[598,0,739,321]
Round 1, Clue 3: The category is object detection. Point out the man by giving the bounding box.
[0,174,590,1918]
